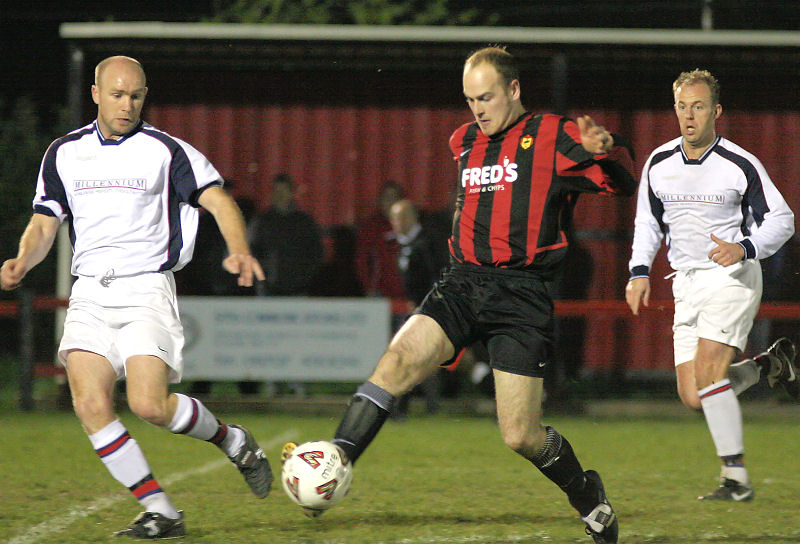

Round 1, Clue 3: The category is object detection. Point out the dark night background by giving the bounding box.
[0,1,797,382]
[1,1,797,120]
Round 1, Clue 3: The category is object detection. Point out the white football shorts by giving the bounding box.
[671,260,762,366]
[58,271,184,383]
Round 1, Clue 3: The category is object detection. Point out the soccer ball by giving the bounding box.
[281,440,353,514]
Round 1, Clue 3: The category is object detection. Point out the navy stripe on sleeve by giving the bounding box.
[713,146,769,233]
[141,128,199,204]
[646,147,679,233]
[40,127,93,214]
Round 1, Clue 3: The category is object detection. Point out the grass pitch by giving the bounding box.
[2,405,799,543]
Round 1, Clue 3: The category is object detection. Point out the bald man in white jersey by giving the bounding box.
[1,56,272,539]
[626,69,796,502]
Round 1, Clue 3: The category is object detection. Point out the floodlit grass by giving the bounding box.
[2,405,800,543]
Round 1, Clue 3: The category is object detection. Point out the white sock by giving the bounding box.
[221,426,246,457]
[721,463,750,485]
[168,393,244,456]
[698,379,745,459]
[471,362,491,384]
[728,358,760,395]
[89,420,179,518]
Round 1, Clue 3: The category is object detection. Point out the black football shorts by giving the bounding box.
[415,263,553,378]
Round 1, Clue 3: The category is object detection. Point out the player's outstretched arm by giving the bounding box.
[1,214,60,291]
[197,186,265,287]
[625,277,651,316]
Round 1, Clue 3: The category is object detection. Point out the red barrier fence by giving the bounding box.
[4,294,800,410]
[4,296,800,329]
[5,296,799,370]
[0,296,68,316]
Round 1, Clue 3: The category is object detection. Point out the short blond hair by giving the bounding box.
[673,69,720,105]
[464,46,519,87]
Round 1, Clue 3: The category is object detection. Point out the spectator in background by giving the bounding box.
[308,225,365,297]
[248,173,323,296]
[247,173,324,397]
[177,186,257,297]
[388,199,443,417]
[180,189,258,397]
[547,228,593,414]
[389,200,441,309]
[355,180,405,300]
[419,188,467,400]
[420,187,458,274]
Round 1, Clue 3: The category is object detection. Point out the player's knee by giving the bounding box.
[684,400,702,411]
[72,392,113,423]
[502,427,540,457]
[127,397,170,426]
[373,350,420,393]
[678,391,702,411]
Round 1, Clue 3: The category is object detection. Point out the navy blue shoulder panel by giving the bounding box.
[138,128,192,271]
[713,145,769,230]
[140,128,198,204]
[645,145,680,234]
[40,126,95,212]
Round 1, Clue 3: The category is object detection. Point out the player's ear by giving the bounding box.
[91,84,100,105]
[509,79,521,100]
[714,103,722,120]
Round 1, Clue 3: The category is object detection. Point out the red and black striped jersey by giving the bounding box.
[448,112,635,278]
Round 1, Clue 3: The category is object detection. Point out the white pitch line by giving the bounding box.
[8,429,298,544]
[285,533,555,544]
[394,536,553,543]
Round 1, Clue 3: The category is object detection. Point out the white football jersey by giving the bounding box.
[33,121,223,276]
[629,136,794,276]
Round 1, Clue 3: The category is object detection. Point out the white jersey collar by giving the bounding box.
[94,120,144,146]
[679,135,721,164]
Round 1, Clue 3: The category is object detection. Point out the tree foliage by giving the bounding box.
[208,0,492,25]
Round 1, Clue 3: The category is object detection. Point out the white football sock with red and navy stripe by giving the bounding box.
[168,393,244,457]
[698,379,748,483]
[89,420,179,518]
[727,358,760,396]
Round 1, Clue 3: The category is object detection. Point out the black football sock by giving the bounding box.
[529,426,595,516]
[332,381,395,464]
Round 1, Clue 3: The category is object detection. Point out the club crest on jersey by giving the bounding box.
[520,135,533,149]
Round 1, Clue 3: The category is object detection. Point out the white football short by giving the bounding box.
[58,271,184,383]
[671,260,762,366]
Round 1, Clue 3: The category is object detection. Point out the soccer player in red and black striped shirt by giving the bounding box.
[320,46,635,543]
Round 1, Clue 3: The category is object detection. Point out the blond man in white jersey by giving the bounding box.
[1,56,273,539]
[626,69,796,502]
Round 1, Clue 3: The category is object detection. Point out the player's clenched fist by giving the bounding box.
[1,258,27,291]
